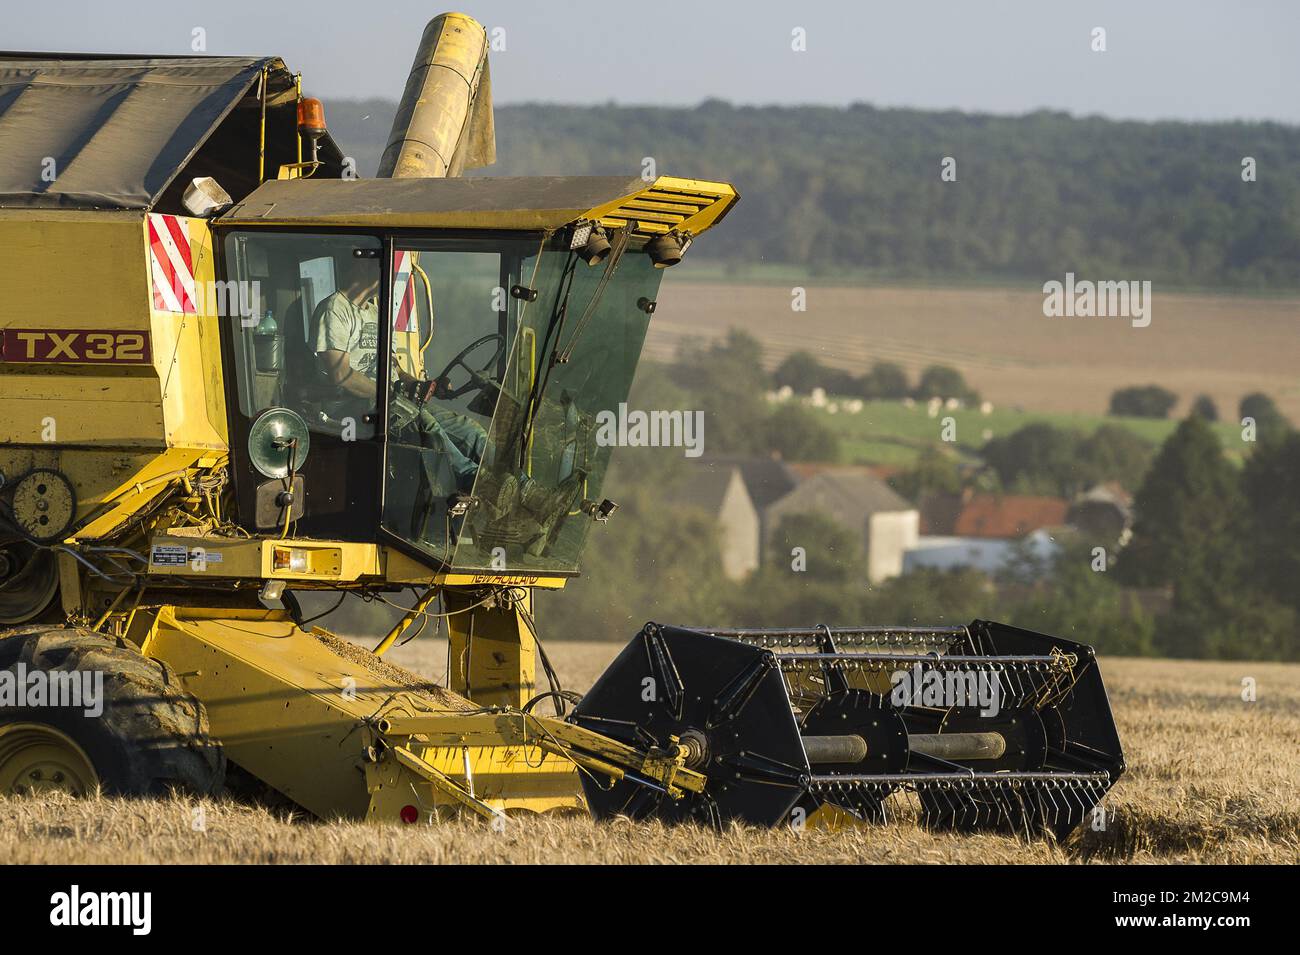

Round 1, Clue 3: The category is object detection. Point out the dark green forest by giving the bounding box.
[324,98,1300,289]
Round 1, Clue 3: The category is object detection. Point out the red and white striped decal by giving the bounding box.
[392,250,416,331]
[147,213,197,314]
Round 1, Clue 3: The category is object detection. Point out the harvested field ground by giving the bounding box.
[1,641,1296,864]
[648,282,1300,422]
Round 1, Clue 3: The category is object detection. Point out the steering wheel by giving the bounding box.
[433,332,506,399]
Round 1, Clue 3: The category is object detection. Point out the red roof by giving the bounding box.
[922,492,1068,538]
[953,495,1068,538]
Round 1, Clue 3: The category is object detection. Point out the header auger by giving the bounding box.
[0,13,1122,839]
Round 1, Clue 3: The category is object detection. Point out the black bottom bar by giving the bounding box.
[1,864,1276,939]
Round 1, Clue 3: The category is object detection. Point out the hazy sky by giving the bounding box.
[8,1,1297,123]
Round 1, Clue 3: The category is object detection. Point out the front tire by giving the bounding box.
[0,626,225,797]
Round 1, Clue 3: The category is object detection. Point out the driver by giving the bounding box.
[312,254,487,493]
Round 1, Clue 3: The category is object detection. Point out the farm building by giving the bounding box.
[676,465,761,581]
[765,468,919,583]
[905,490,1070,575]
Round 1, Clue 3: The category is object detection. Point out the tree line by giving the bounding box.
[325,98,1300,289]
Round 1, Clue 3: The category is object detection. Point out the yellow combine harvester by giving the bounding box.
[0,14,1122,835]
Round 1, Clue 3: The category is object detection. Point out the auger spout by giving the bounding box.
[378,12,496,179]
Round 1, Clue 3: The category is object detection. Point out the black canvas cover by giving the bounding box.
[0,55,274,209]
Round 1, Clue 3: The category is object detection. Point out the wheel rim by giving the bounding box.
[0,723,99,796]
[0,544,58,624]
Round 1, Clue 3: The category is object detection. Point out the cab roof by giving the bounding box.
[218,174,739,240]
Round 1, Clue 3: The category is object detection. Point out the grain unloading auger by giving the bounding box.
[0,13,1123,839]
[572,622,1123,837]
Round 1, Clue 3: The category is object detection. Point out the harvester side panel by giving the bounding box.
[143,607,396,818]
[0,212,227,452]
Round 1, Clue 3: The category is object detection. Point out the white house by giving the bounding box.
[765,469,919,583]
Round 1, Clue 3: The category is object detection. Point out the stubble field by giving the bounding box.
[1,639,1296,865]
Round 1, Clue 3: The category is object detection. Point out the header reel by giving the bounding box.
[571,621,1124,839]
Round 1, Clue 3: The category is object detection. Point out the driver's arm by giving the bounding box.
[316,350,375,398]
[313,294,378,399]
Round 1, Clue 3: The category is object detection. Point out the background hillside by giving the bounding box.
[324,99,1300,290]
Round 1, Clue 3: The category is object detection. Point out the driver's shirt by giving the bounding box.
[314,291,379,383]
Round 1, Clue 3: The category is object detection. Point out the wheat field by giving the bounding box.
[1,641,1296,865]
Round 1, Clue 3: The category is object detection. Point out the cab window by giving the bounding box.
[382,238,538,560]
[224,231,381,440]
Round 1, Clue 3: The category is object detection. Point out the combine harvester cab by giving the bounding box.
[0,14,1122,838]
